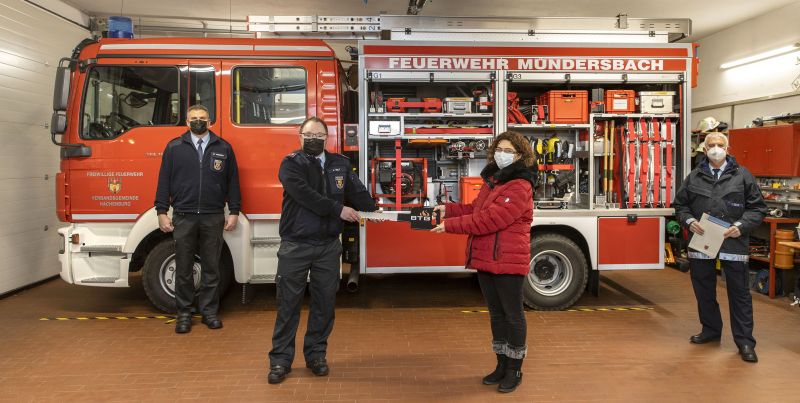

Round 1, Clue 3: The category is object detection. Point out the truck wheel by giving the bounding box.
[142,239,234,313]
[524,233,588,311]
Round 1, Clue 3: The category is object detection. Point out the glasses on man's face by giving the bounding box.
[301,132,327,140]
[188,117,209,123]
[496,147,517,154]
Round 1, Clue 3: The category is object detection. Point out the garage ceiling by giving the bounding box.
[63,0,797,40]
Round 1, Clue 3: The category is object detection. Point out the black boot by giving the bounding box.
[482,354,507,385]
[498,358,523,393]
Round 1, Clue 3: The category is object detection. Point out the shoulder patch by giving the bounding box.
[329,152,350,162]
[285,152,309,164]
[167,137,183,148]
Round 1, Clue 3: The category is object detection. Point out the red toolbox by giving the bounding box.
[605,90,636,113]
[539,90,588,124]
[386,97,442,113]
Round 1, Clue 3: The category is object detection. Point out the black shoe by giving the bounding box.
[201,315,223,330]
[498,358,523,393]
[175,314,192,334]
[739,345,758,363]
[306,358,329,376]
[267,365,291,384]
[498,370,522,393]
[482,354,507,385]
[689,333,721,344]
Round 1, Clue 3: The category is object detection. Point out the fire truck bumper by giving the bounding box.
[58,224,131,287]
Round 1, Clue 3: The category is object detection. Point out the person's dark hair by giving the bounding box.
[299,116,328,134]
[487,131,535,167]
[187,104,209,116]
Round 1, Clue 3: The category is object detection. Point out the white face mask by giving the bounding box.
[706,146,727,163]
[494,151,516,169]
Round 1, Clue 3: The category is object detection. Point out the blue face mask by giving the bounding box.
[494,151,516,169]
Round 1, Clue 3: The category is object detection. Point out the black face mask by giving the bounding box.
[302,138,325,156]
[189,120,208,135]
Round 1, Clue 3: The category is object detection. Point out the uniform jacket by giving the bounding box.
[155,130,241,215]
[673,155,767,260]
[278,150,376,244]
[444,160,534,275]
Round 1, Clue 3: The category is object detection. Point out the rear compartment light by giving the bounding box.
[71,234,80,244]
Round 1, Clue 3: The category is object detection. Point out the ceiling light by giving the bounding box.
[720,42,800,69]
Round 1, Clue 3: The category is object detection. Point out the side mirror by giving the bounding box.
[53,66,70,111]
[50,110,66,135]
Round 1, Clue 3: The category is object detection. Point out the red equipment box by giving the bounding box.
[539,90,588,124]
[605,90,636,113]
[385,97,442,113]
[459,177,484,203]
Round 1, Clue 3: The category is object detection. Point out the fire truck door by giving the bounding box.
[220,61,317,217]
[67,59,222,222]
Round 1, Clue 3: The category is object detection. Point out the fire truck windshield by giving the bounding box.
[80,66,180,139]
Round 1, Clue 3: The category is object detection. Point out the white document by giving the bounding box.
[688,213,731,258]
[358,211,403,222]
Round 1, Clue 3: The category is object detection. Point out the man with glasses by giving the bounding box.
[268,116,376,384]
[155,104,241,334]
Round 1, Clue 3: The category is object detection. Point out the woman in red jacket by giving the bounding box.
[431,131,534,393]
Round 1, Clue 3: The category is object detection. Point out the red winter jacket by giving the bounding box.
[444,160,534,275]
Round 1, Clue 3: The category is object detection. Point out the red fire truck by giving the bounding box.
[52,15,696,312]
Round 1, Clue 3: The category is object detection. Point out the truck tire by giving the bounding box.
[142,239,234,313]
[524,233,588,311]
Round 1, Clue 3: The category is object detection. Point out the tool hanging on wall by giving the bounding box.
[639,117,650,207]
[603,121,610,196]
[625,118,637,208]
[531,138,542,165]
[609,120,616,204]
[546,134,561,164]
[664,118,674,208]
[436,182,455,204]
[560,141,574,162]
[507,92,529,124]
[652,118,662,207]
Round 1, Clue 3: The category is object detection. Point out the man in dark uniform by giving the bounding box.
[268,116,376,384]
[673,131,767,363]
[155,104,241,334]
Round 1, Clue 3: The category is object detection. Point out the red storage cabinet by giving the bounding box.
[597,216,664,269]
[729,124,800,177]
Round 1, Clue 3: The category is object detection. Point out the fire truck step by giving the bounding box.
[80,277,118,284]
[251,237,281,246]
[80,245,123,253]
[249,274,276,283]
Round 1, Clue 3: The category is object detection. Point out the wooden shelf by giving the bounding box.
[760,187,800,193]
[749,256,800,264]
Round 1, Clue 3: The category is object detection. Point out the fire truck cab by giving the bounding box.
[52,16,695,312]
